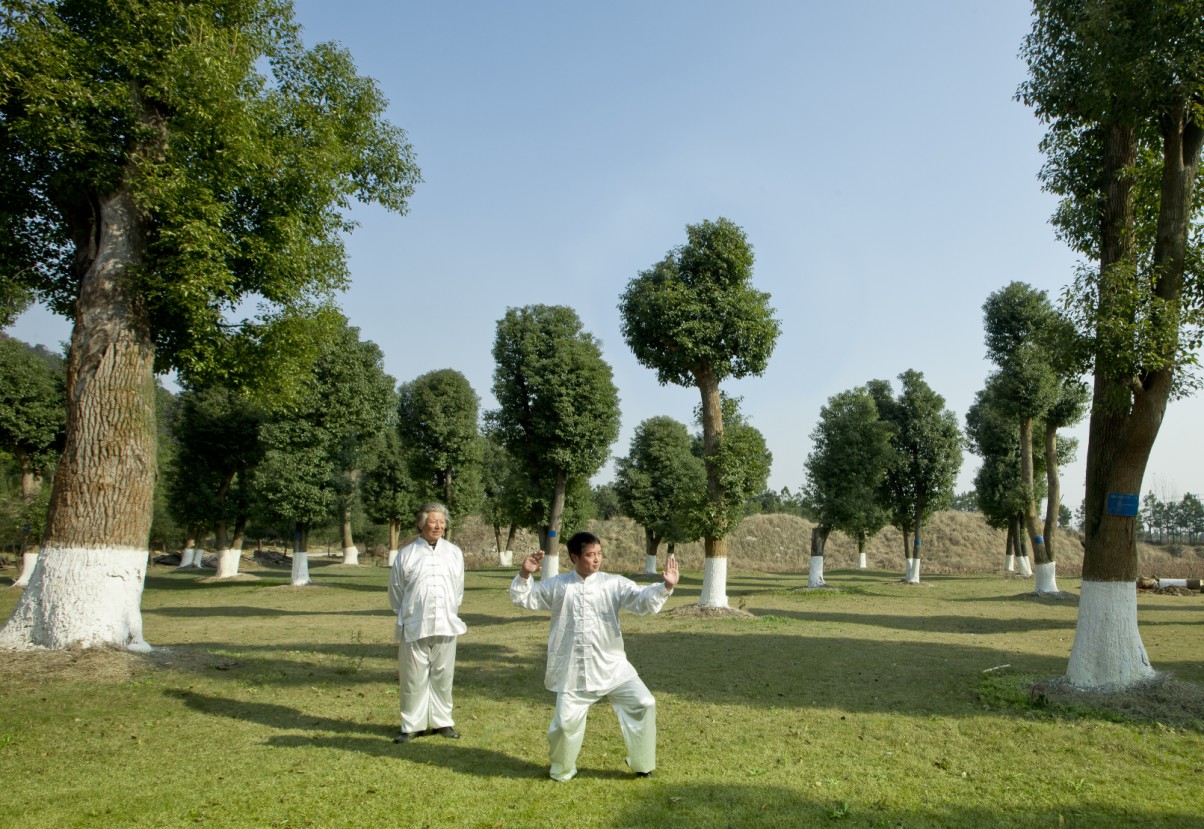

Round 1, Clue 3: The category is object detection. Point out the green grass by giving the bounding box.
[1,562,1202,829]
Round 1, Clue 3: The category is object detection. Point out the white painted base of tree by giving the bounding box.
[699,557,728,607]
[808,556,826,588]
[1017,556,1033,577]
[643,555,658,575]
[1034,561,1059,595]
[341,546,359,566]
[291,552,311,586]
[387,549,398,567]
[858,553,867,569]
[498,550,513,567]
[0,547,151,651]
[214,549,242,579]
[1066,580,1154,690]
[542,555,559,579]
[905,557,922,583]
[177,546,196,569]
[13,551,38,587]
[1005,554,1015,573]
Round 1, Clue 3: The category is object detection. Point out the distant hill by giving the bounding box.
[453,511,1204,580]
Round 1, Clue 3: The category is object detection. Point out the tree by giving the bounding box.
[0,0,418,650]
[360,429,419,565]
[614,416,705,575]
[870,371,963,584]
[803,387,892,580]
[166,384,263,577]
[487,305,620,577]
[397,369,483,534]
[0,337,66,586]
[619,217,780,608]
[1019,0,1204,687]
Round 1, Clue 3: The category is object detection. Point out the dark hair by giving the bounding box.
[566,531,601,558]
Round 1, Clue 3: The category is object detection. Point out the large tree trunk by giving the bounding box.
[1066,116,1203,688]
[0,187,156,651]
[695,367,728,607]
[541,468,566,578]
[215,515,246,579]
[905,513,922,584]
[1034,420,1063,594]
[808,525,829,588]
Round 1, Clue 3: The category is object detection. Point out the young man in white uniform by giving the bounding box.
[388,503,467,743]
[511,531,679,781]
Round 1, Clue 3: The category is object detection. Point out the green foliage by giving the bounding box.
[619,217,779,388]
[590,482,622,520]
[0,336,65,476]
[0,0,420,377]
[803,386,893,547]
[397,368,483,518]
[870,370,963,537]
[486,304,620,532]
[614,416,705,546]
[359,429,419,533]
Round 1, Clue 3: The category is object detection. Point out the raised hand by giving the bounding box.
[663,554,680,591]
[520,550,545,577]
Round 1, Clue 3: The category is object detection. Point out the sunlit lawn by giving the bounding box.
[0,561,1201,828]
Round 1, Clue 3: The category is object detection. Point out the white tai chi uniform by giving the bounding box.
[389,537,467,734]
[511,570,671,781]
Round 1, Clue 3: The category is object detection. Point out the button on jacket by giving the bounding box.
[390,538,468,642]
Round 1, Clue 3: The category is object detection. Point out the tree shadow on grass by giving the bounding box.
[755,607,1076,636]
[601,782,1202,829]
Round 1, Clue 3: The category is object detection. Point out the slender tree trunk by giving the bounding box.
[1043,421,1061,559]
[291,522,311,586]
[387,518,401,566]
[1004,520,1016,573]
[1020,416,1052,568]
[12,459,41,588]
[856,534,867,569]
[541,468,566,578]
[505,523,518,554]
[1,187,155,651]
[694,367,728,607]
[643,528,660,575]
[808,525,829,588]
[906,512,922,584]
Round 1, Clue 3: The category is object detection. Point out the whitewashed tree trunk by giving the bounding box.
[177,544,196,569]
[0,548,150,651]
[541,552,559,579]
[643,554,657,575]
[808,556,826,588]
[857,552,867,569]
[1034,561,1059,594]
[291,552,310,586]
[1005,554,1016,573]
[341,545,359,566]
[905,558,922,584]
[214,549,242,579]
[1066,580,1154,688]
[387,549,398,566]
[497,550,513,567]
[13,551,38,588]
[699,556,728,607]
[1017,556,1033,577]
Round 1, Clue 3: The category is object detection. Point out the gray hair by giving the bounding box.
[416,502,450,531]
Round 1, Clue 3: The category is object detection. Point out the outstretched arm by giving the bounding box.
[662,554,679,592]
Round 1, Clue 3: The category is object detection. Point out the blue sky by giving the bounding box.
[7,1,1204,507]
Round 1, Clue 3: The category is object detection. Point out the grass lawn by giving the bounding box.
[1,561,1201,829]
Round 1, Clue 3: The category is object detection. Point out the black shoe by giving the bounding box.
[432,726,460,739]
[635,771,653,778]
[393,732,420,744]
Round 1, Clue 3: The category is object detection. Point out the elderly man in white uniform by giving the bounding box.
[388,503,467,744]
[511,530,679,781]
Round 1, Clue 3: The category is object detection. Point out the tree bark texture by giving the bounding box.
[1020,416,1052,566]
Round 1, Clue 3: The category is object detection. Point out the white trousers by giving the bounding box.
[547,676,656,782]
[398,635,457,734]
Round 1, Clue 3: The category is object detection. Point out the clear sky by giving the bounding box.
[6,1,1204,508]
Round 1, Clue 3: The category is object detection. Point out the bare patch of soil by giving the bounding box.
[0,645,214,690]
[664,605,756,619]
[1032,674,1204,730]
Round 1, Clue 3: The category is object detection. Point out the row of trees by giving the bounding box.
[1138,491,1204,544]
